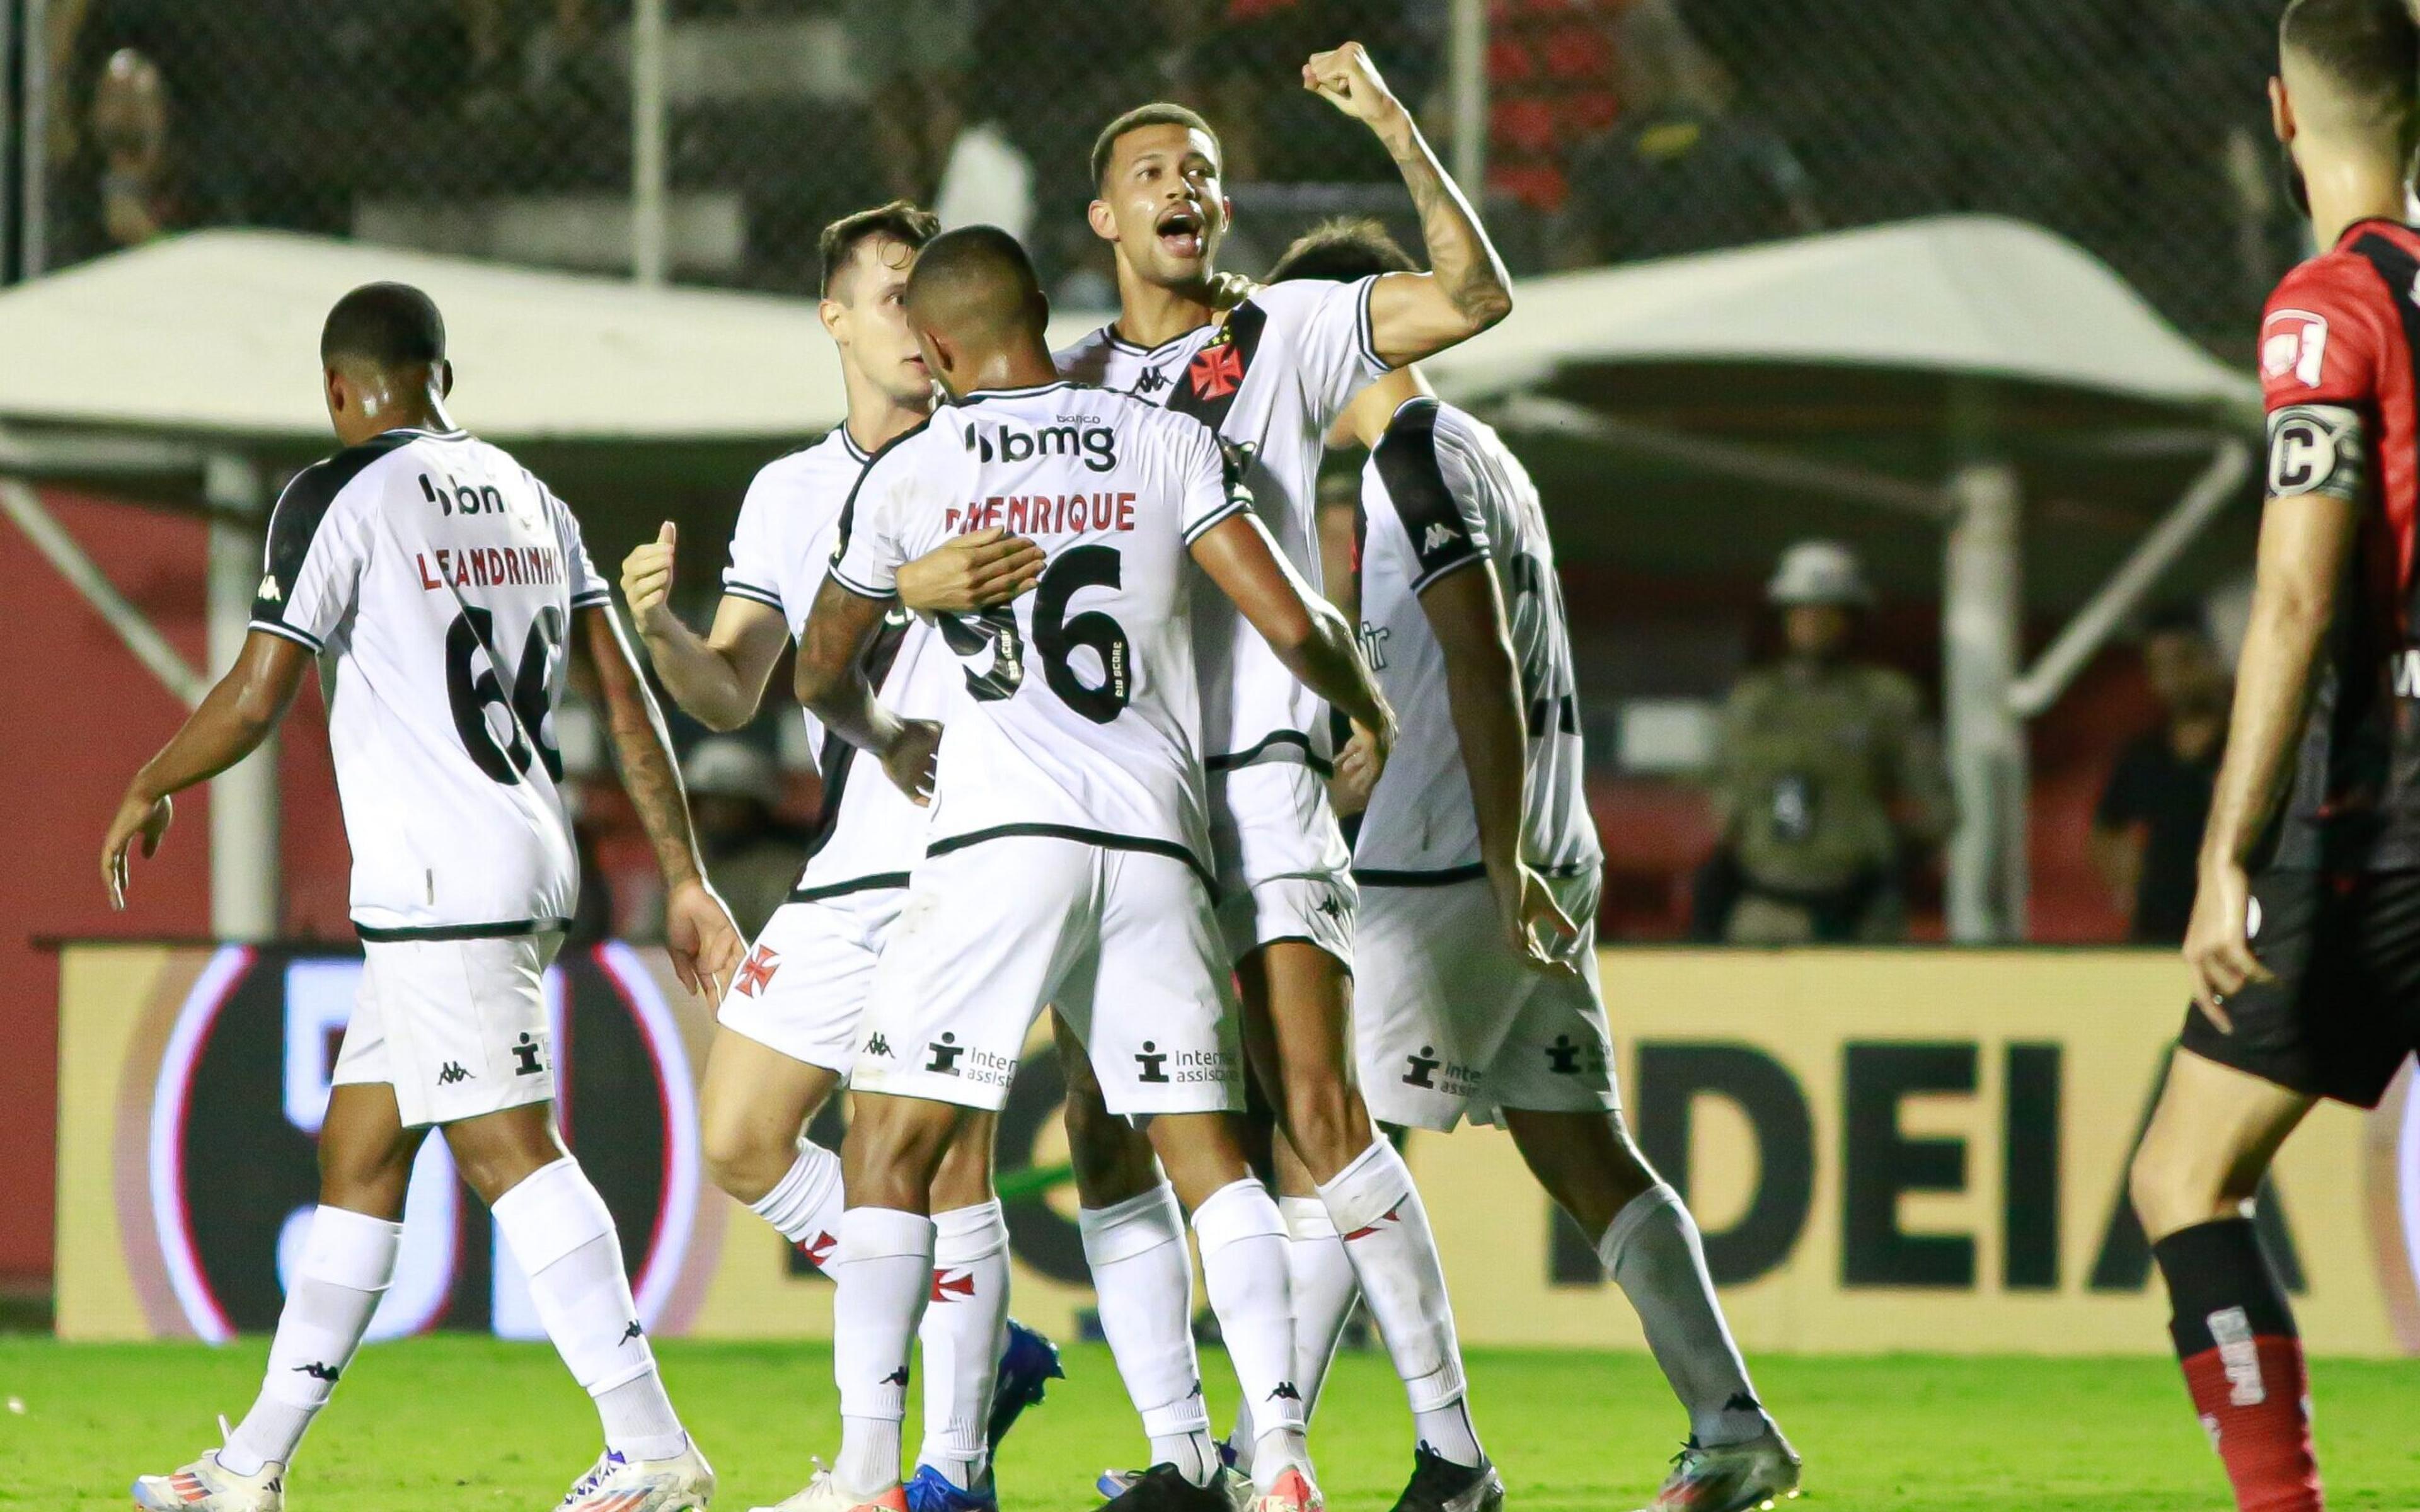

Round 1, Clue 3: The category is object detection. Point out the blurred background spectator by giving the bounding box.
[1695,541,1954,944]
[88,48,175,250]
[2090,605,2231,946]
[679,736,805,941]
[1548,0,1817,268]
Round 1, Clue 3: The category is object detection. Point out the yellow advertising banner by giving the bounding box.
[55,942,2420,1354]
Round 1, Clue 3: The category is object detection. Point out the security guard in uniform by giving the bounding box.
[1698,541,1954,943]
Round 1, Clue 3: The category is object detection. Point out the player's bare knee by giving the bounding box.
[2128,1133,2225,1243]
[844,1096,957,1206]
[1063,1093,1158,1205]
[931,1117,997,1210]
[700,1119,791,1206]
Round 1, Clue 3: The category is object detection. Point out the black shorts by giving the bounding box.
[2179,867,2420,1108]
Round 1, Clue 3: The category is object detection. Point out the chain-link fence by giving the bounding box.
[11,0,2298,350]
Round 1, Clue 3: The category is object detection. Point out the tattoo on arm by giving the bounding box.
[1381,112,1511,329]
[581,604,703,889]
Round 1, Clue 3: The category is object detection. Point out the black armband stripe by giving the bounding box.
[1356,273,1386,374]
[248,619,323,652]
[1183,498,1255,544]
[723,581,785,610]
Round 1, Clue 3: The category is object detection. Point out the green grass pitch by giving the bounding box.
[6,1337,2420,1510]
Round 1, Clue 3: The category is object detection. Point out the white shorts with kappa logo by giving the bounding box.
[331,931,563,1129]
[848,834,1245,1116]
[716,886,906,1075]
[1356,872,1619,1132]
[1208,760,1356,969]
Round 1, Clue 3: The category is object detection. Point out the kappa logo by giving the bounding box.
[927,1033,966,1074]
[882,1366,913,1388]
[1187,341,1245,400]
[866,1033,894,1059]
[1403,1044,1442,1089]
[1134,365,1170,396]
[437,1062,472,1085]
[1315,893,1347,923]
[512,1032,544,1077]
[619,1319,644,1344]
[735,944,780,998]
[932,1269,977,1302]
[1135,1040,1172,1084]
[255,573,283,604]
[1266,1382,1304,1403]
[1545,1034,1584,1075]
[1421,521,1461,556]
[292,1360,341,1383]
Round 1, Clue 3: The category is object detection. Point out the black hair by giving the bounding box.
[904,224,1047,336]
[1090,102,1222,192]
[2281,0,2420,119]
[818,200,942,299]
[1267,217,1419,284]
[320,282,445,369]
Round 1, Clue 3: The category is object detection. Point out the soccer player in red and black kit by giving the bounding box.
[2130,3,2420,1509]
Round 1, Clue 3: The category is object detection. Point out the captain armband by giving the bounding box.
[2265,403,2368,501]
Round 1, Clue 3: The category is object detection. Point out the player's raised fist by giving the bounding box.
[620,521,678,633]
[1303,42,1404,126]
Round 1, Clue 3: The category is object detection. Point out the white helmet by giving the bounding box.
[1766,539,1872,607]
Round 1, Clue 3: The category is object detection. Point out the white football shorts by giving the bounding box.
[332,930,563,1129]
[848,833,1245,1116]
[1208,759,1356,968]
[716,886,906,1075]
[1356,871,1618,1132]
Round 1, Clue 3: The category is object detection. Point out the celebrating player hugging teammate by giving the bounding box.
[619,202,1064,1512]
[788,224,1393,1512]
[108,283,746,1512]
[1272,219,1799,1512]
[1054,43,1524,1512]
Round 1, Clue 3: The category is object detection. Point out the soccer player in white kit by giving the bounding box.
[619,203,1061,1512]
[103,284,745,1512]
[1052,43,1515,1512]
[1276,222,1803,1512]
[786,226,1394,1512]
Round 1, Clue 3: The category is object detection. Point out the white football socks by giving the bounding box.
[219,1205,401,1477]
[1229,1196,1358,1474]
[1600,1184,1769,1450]
[492,1158,687,1463]
[1319,1139,1482,1465]
[830,1206,936,1492]
[1192,1179,1310,1491]
[1078,1183,1218,1486]
[917,1200,1010,1490]
[747,1138,846,1268]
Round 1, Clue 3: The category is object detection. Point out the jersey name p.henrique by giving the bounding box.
[2258,217,2420,871]
[827,380,1252,879]
[722,427,961,898]
[249,427,609,939]
[1351,398,1602,882]
[1057,277,1386,772]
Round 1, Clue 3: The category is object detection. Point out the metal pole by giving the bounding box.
[1,476,205,703]
[20,0,47,278]
[630,0,667,284]
[1942,461,2024,942]
[2008,437,2252,719]
[2,0,15,282]
[205,452,278,941]
[1448,0,1487,202]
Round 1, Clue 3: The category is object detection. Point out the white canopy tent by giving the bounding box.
[0,218,2262,941]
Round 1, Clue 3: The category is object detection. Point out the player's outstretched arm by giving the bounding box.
[1303,41,1511,367]
[1191,511,1397,765]
[621,522,791,731]
[1420,561,1579,973]
[2184,488,2358,1027]
[792,576,944,805]
[102,629,312,908]
[575,602,744,999]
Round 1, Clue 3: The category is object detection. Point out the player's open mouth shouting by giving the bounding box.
[1155,203,1207,262]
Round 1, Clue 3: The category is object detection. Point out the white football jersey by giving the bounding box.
[248,426,609,938]
[828,380,1251,878]
[1057,277,1385,772]
[1351,399,1603,880]
[722,427,960,897]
